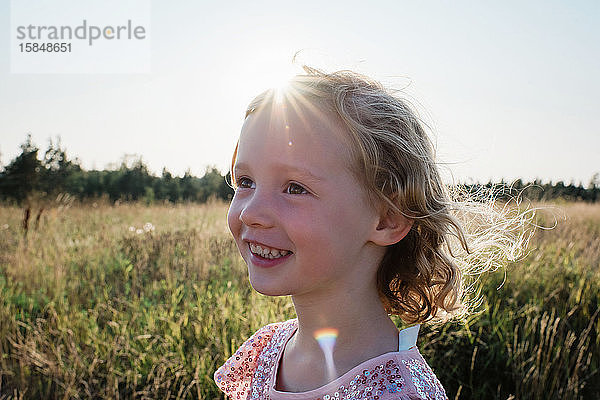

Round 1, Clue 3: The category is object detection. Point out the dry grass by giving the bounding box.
[0,200,598,399]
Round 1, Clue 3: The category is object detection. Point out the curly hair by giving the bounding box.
[234,66,535,324]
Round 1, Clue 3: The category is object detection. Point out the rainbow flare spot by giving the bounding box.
[314,328,339,348]
[314,328,339,381]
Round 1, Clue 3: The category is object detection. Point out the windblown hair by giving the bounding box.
[235,66,535,324]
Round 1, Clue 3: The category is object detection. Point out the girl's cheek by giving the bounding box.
[226,197,242,238]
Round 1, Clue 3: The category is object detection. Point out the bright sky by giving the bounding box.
[1,0,598,184]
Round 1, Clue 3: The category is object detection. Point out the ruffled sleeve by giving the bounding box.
[213,323,281,399]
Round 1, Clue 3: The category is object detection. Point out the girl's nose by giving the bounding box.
[239,190,275,228]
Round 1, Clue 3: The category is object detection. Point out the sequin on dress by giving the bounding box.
[214,319,448,400]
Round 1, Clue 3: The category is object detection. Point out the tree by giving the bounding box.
[589,173,599,190]
[180,169,201,201]
[198,167,233,202]
[40,137,82,196]
[0,135,42,203]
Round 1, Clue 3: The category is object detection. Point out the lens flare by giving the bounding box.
[314,328,338,381]
[315,328,338,348]
[272,79,291,105]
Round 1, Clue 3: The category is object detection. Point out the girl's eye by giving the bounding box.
[237,177,255,189]
[285,182,308,195]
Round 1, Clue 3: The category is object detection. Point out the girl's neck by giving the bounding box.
[276,282,400,392]
[293,289,394,337]
[291,286,399,357]
[291,263,392,327]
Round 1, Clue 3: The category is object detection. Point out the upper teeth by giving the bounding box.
[249,243,291,259]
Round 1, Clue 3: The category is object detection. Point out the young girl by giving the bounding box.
[214,67,526,399]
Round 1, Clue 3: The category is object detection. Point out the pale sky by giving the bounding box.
[1,0,598,184]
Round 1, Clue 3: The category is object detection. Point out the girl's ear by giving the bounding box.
[370,209,413,246]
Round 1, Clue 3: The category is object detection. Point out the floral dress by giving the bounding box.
[214,319,448,400]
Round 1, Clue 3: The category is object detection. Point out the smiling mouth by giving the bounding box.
[248,242,292,259]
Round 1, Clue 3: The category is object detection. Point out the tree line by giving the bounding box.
[460,176,600,204]
[0,135,598,205]
[0,135,233,205]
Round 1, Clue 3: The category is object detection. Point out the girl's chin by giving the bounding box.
[247,272,292,297]
[250,283,290,297]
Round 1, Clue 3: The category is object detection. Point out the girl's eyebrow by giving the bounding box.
[234,162,324,182]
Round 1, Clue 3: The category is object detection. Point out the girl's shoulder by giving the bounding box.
[393,349,448,400]
[213,319,297,398]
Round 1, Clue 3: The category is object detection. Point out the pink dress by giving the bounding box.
[214,319,448,400]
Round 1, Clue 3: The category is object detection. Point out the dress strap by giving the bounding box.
[398,324,420,351]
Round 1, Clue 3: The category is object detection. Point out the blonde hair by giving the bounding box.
[233,66,535,324]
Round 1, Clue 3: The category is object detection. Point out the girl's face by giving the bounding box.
[227,101,386,299]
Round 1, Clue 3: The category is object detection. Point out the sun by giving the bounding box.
[231,47,301,106]
[271,67,296,92]
[254,63,296,98]
[272,81,290,105]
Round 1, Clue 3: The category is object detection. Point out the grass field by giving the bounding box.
[0,200,598,399]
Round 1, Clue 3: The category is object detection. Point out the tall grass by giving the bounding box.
[0,201,598,399]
